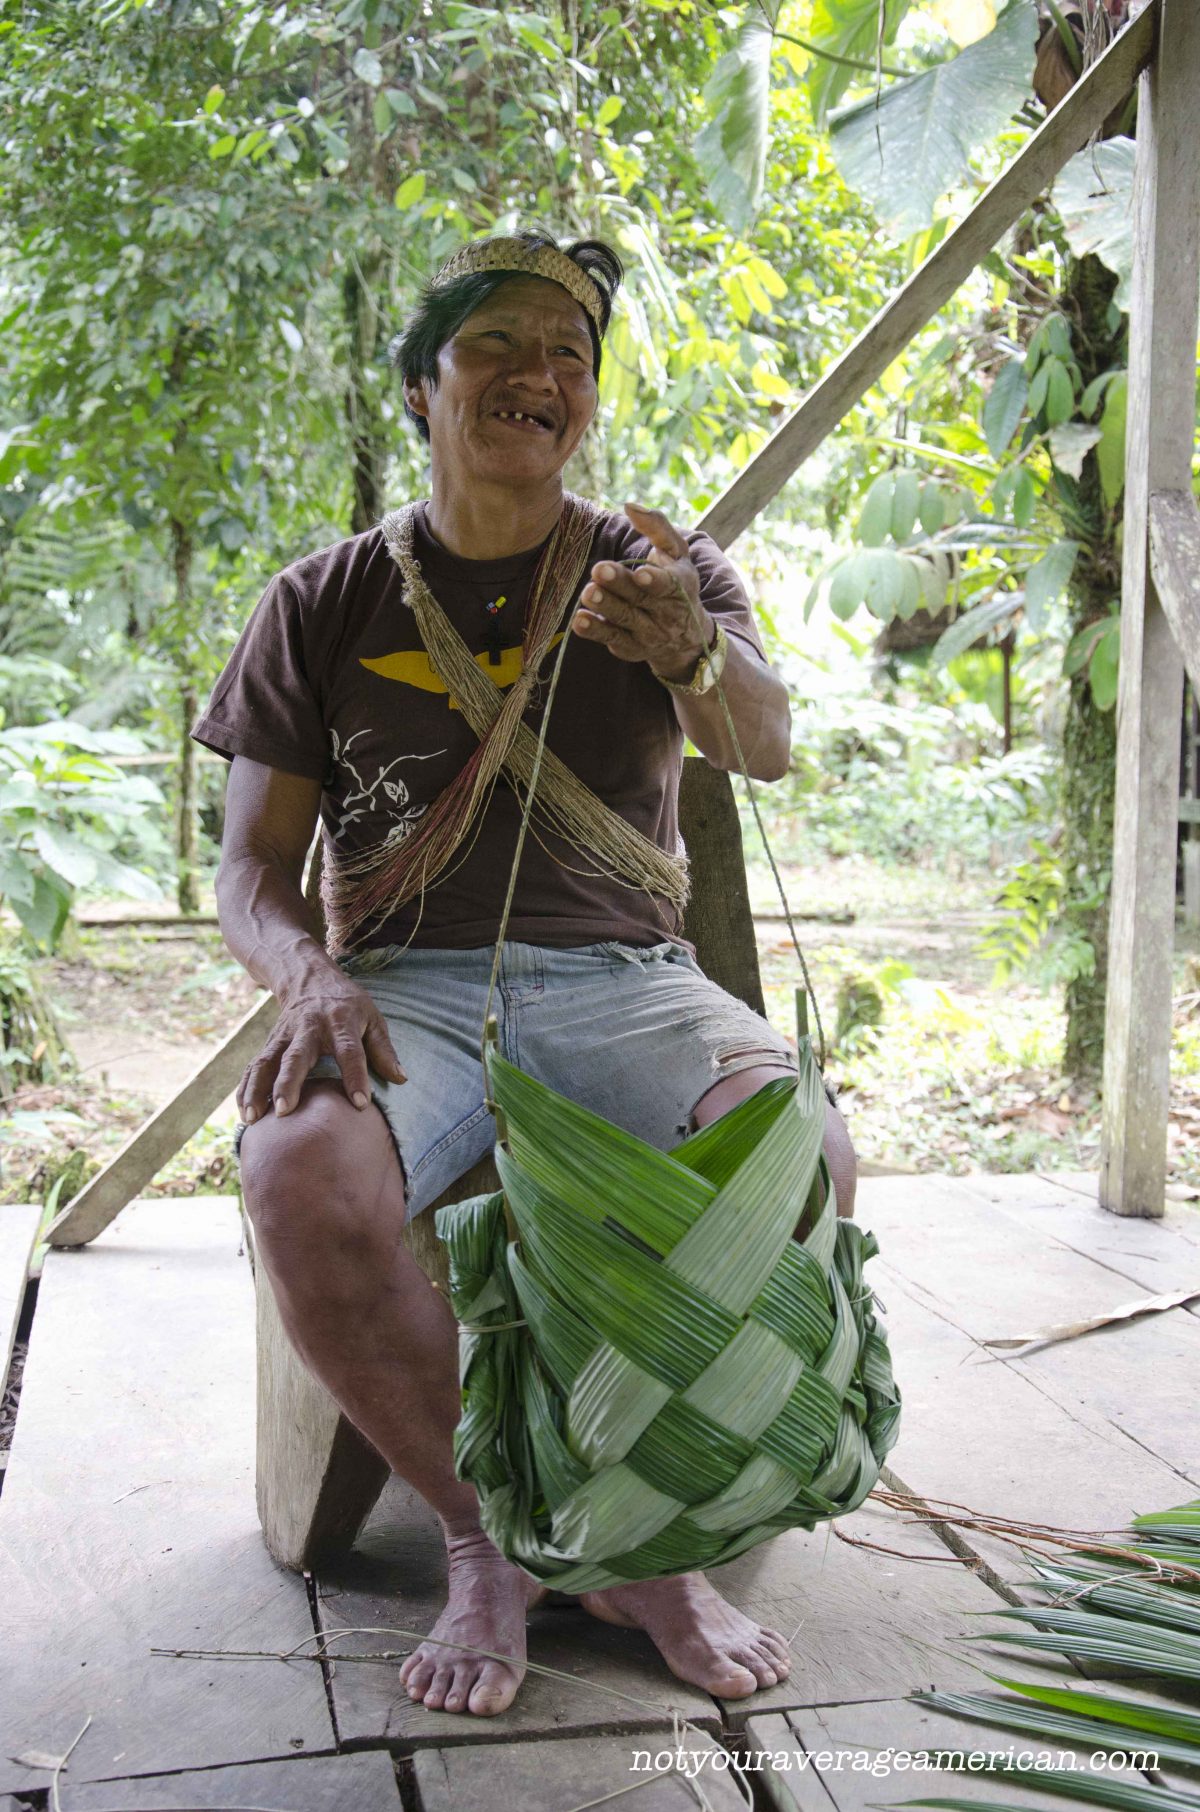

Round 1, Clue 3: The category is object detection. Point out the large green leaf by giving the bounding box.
[12,872,71,950]
[1024,538,1079,626]
[1051,137,1136,311]
[32,822,97,890]
[932,593,1022,665]
[829,0,1038,236]
[983,358,1029,459]
[805,0,912,128]
[908,1502,1200,1812]
[694,17,776,233]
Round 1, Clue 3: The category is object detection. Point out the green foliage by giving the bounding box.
[833,958,913,1057]
[979,837,1097,989]
[0,722,163,950]
[803,0,912,130]
[694,12,777,233]
[780,654,1054,869]
[829,0,1038,236]
[1064,608,1121,711]
[982,356,1028,458]
[1051,136,1137,311]
[0,940,61,1105]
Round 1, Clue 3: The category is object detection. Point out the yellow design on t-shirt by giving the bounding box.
[359,635,563,710]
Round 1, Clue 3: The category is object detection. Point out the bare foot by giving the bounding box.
[399,1528,547,1716]
[580,1571,791,1699]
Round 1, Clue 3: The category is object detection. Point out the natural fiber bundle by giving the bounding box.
[436,1033,901,1593]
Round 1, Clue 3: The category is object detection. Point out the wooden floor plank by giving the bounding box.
[0,1197,333,1794]
[53,1751,399,1809]
[878,1304,1192,1598]
[863,1174,1200,1501]
[965,1169,1200,1313]
[873,1265,1195,1586]
[0,1201,39,1384]
[747,1700,1152,1812]
[414,1730,747,1811]
[314,1479,719,1749]
[707,1499,1076,1729]
[1037,1169,1200,1248]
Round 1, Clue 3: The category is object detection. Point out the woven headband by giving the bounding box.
[430,238,606,339]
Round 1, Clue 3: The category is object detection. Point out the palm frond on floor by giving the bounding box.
[896,1500,1200,1811]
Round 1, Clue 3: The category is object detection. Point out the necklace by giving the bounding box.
[482,594,508,666]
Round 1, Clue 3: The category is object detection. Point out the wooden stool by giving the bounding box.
[253,760,772,1570]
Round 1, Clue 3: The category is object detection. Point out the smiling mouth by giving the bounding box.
[492,409,555,432]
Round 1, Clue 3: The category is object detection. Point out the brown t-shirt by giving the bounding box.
[193,499,769,952]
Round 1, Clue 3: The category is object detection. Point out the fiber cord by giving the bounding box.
[480,553,824,1095]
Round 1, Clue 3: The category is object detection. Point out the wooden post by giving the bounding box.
[1100,0,1198,1217]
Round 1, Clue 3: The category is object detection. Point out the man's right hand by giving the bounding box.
[239,977,407,1123]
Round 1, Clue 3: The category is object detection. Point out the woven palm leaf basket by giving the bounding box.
[435,1020,902,1594]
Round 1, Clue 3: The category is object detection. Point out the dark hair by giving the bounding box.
[390,228,624,444]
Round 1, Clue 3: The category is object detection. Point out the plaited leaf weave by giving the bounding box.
[436,1033,901,1592]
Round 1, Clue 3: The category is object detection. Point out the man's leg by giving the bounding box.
[239,1080,543,1717]
[575,1064,851,1697]
[690,1064,858,1219]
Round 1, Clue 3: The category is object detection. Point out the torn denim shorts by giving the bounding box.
[305,938,801,1221]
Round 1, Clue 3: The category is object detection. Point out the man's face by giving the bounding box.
[405,273,599,484]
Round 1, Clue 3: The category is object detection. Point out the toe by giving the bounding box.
[422,1663,455,1709]
[755,1655,781,1686]
[442,1664,476,1714]
[713,1658,760,1698]
[469,1660,521,1716]
[737,1644,778,1687]
[403,1654,435,1699]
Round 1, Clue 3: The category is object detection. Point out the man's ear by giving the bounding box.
[402,375,429,422]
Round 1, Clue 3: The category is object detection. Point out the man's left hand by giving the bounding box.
[573,500,715,684]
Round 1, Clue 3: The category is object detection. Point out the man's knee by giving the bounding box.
[239,1079,404,1255]
[690,1061,856,1220]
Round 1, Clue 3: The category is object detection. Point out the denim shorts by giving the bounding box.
[307,939,799,1220]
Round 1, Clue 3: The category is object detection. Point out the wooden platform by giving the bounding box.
[1,1175,1196,1810]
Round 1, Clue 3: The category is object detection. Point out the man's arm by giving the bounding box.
[572,500,791,781]
[217,756,406,1123]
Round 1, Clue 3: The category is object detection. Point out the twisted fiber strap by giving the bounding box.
[436,1037,901,1592]
[324,496,690,953]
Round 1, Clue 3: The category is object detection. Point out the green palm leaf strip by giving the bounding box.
[436,1032,901,1590]
[910,1685,1200,1772]
[964,1604,1200,1682]
[907,1787,1195,1812]
[891,1496,1200,1812]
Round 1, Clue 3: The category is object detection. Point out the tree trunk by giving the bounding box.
[170,515,200,917]
[343,252,388,535]
[1057,253,1125,1080]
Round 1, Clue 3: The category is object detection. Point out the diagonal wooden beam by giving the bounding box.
[1149,488,1200,697]
[698,0,1158,550]
[46,994,278,1248]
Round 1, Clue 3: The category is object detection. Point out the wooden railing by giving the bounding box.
[49,0,1197,1242]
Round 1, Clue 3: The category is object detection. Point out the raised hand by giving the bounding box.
[572,499,716,683]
